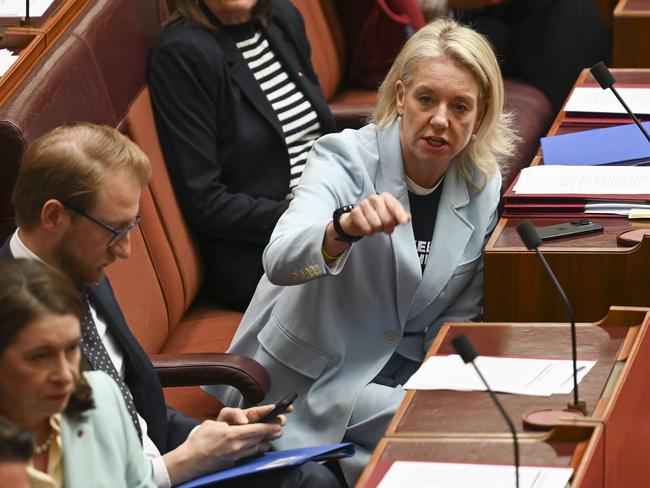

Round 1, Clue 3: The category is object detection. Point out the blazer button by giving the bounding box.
[384,331,399,343]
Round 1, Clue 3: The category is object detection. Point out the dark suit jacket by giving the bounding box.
[148,0,336,310]
[0,240,197,453]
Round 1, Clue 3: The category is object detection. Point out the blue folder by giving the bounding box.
[175,442,355,487]
[541,121,650,166]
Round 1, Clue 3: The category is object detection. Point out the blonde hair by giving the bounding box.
[13,123,151,230]
[371,18,517,185]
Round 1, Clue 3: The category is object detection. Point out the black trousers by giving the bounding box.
[456,0,611,111]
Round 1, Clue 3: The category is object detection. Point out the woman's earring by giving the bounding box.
[471,133,477,140]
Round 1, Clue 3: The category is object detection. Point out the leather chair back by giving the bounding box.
[0,0,166,240]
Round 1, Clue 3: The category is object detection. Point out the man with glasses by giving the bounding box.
[0,123,340,488]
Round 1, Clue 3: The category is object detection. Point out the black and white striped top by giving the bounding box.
[234,26,322,196]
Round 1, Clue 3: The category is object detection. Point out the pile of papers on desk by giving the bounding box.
[0,49,18,77]
[502,165,650,218]
[377,462,572,488]
[403,354,596,396]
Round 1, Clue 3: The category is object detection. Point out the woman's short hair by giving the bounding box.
[0,259,94,419]
[170,0,274,31]
[371,17,517,186]
[12,123,151,231]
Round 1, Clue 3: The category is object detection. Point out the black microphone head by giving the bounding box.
[590,61,615,89]
[516,220,542,250]
[451,334,478,364]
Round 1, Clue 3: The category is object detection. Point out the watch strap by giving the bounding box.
[332,205,363,243]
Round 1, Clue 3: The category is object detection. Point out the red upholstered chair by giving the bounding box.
[292,0,553,193]
[0,0,267,421]
[109,88,257,419]
[291,0,378,129]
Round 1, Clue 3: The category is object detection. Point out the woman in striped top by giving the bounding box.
[149,0,336,311]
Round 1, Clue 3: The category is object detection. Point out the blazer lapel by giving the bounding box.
[375,121,422,326]
[264,20,335,133]
[217,29,285,139]
[409,163,474,317]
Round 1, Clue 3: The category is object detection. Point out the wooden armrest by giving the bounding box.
[151,353,270,405]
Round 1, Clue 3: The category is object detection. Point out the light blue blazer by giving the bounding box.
[214,121,500,449]
[61,371,155,487]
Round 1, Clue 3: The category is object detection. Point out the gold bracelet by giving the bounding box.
[321,246,340,262]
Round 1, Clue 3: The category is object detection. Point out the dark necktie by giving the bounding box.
[79,292,143,441]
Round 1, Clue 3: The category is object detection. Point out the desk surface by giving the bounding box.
[387,323,626,437]
[358,427,604,488]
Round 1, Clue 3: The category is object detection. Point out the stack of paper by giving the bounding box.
[503,165,650,218]
[0,0,54,16]
[564,86,650,117]
[0,49,18,77]
[562,86,650,129]
[377,462,572,488]
[403,355,595,396]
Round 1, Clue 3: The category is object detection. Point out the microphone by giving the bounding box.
[590,61,650,144]
[516,220,586,415]
[452,334,520,488]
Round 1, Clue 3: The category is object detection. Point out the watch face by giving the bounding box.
[333,204,361,243]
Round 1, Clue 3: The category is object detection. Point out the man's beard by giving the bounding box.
[52,237,104,285]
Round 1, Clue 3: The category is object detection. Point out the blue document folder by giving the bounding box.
[175,442,355,487]
[541,121,650,166]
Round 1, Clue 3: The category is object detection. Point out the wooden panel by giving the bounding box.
[358,426,604,488]
[485,225,650,323]
[613,0,650,67]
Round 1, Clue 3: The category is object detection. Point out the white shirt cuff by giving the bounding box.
[151,455,171,488]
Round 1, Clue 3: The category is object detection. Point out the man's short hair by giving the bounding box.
[12,123,152,230]
[0,416,33,461]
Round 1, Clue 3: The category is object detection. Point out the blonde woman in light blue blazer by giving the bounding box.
[0,259,154,488]
[208,18,518,484]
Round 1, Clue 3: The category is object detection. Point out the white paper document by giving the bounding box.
[512,165,650,195]
[403,355,596,396]
[0,0,54,16]
[565,87,650,116]
[377,462,572,488]
[0,49,18,77]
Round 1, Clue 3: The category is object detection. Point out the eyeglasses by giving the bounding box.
[60,201,141,247]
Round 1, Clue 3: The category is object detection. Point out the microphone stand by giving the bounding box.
[532,247,585,414]
[590,61,650,144]
[470,362,520,488]
[453,334,520,488]
[20,0,33,27]
[516,221,587,430]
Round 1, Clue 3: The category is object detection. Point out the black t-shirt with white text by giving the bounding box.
[408,185,443,271]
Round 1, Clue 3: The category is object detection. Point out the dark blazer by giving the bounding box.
[0,240,197,454]
[148,0,336,310]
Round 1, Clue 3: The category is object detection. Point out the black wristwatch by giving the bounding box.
[332,205,363,243]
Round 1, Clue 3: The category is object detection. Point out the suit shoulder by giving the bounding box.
[273,0,303,23]
[311,125,379,180]
[151,21,225,64]
[83,370,120,400]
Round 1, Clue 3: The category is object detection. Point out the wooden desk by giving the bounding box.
[357,425,604,488]
[383,308,650,487]
[485,68,650,323]
[613,0,650,68]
